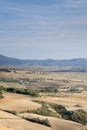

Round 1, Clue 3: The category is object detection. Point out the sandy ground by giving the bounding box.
[0,93,41,111]
[36,92,87,111]
[0,110,86,130]
[0,92,87,130]
[0,127,14,130]
[0,110,51,130]
[19,113,86,130]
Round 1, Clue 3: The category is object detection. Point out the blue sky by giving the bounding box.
[0,0,87,59]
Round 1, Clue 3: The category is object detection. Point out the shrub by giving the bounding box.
[71,110,87,125]
[6,87,16,93]
[6,87,39,97]
[0,91,4,98]
[0,68,11,72]
[24,101,87,125]
[68,88,81,93]
[0,86,4,98]
[40,87,58,93]
[51,104,87,125]
[24,117,51,127]
[0,86,5,91]
[28,101,60,118]
[3,110,17,115]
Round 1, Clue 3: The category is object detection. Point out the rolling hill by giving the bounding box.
[0,55,87,72]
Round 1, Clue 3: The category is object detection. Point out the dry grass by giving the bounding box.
[1,71,87,89]
[19,113,86,130]
[0,127,14,130]
[0,93,86,130]
[0,70,87,129]
[0,93,41,112]
[0,110,52,130]
[36,92,87,111]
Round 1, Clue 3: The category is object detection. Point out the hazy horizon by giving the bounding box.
[0,0,87,59]
[1,54,87,60]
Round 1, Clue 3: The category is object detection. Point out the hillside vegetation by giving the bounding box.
[0,67,87,129]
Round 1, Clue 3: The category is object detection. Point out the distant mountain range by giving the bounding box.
[0,55,87,72]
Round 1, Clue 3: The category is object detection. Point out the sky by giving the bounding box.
[0,0,87,59]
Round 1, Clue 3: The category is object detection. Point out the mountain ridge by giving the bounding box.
[0,55,87,70]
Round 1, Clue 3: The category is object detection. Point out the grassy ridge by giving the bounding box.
[27,101,87,125]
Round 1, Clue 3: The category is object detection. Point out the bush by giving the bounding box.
[0,68,11,72]
[25,89,39,97]
[3,110,17,115]
[51,104,87,125]
[28,101,60,118]
[24,117,51,127]
[40,87,58,93]
[0,86,4,98]
[6,87,39,97]
[68,88,81,93]
[52,104,87,125]
[0,91,4,98]
[6,87,16,93]
[23,101,87,125]
[71,110,87,125]
[0,86,5,91]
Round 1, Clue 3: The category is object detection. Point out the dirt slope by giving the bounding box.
[0,93,41,111]
[0,127,13,130]
[0,110,52,130]
[19,113,86,130]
